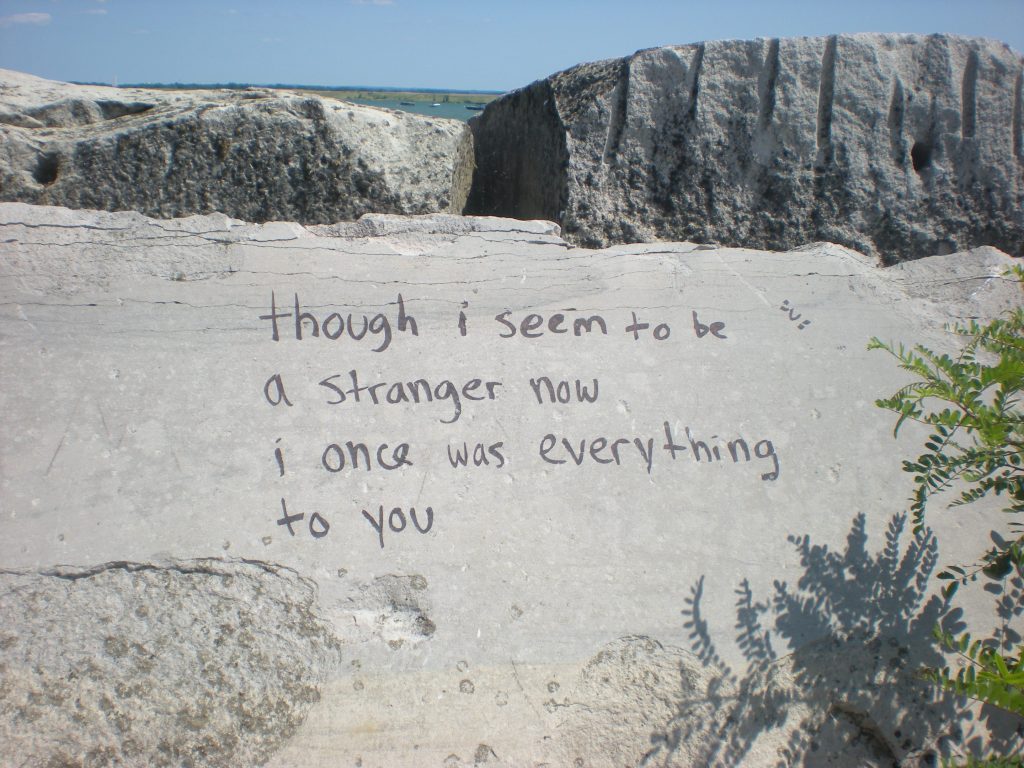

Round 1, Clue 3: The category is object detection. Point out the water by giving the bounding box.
[344,98,488,122]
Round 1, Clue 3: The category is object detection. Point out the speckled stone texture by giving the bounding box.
[0,69,473,224]
[0,559,339,767]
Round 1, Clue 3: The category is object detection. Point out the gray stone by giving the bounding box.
[1,203,1021,765]
[467,34,1024,261]
[552,511,968,767]
[552,632,954,768]
[0,69,473,223]
[0,559,339,767]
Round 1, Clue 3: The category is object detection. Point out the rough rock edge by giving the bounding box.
[1,202,1019,318]
[0,200,562,241]
[467,33,1024,262]
[0,69,473,225]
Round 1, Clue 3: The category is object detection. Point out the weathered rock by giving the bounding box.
[0,559,339,767]
[552,634,950,768]
[467,34,1024,261]
[0,69,473,223]
[1,203,1022,765]
[553,513,980,768]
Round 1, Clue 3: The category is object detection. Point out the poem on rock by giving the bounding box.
[257,292,779,549]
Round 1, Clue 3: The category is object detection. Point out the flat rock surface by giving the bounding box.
[467,33,1024,261]
[1,203,1021,766]
[0,70,473,224]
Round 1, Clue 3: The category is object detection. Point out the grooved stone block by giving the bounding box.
[467,34,1024,262]
[0,203,1021,766]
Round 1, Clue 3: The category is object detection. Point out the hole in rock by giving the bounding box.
[96,100,155,120]
[33,153,59,185]
[910,141,932,172]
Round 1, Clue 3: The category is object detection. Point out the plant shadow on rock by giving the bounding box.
[640,513,1023,767]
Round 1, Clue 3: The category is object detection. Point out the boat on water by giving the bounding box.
[431,103,441,107]
[465,105,485,111]
[399,101,415,106]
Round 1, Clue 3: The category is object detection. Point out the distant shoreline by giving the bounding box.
[72,82,503,104]
[301,89,499,105]
[67,82,502,120]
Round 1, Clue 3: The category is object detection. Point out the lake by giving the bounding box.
[345,98,488,122]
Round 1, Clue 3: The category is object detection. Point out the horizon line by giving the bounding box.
[71,80,506,95]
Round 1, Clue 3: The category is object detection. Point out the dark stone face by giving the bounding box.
[468,34,1024,262]
[0,88,472,225]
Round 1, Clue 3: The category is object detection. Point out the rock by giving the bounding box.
[553,512,972,767]
[0,69,473,223]
[1,204,1021,765]
[553,636,714,767]
[0,559,339,767]
[553,632,955,768]
[466,34,1024,261]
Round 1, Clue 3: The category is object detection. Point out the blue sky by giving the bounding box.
[1,0,1022,91]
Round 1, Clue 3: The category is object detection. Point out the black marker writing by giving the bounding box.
[362,505,434,549]
[495,310,608,338]
[529,376,599,404]
[274,438,285,476]
[446,441,506,468]
[260,292,417,351]
[263,374,293,407]
[692,311,727,339]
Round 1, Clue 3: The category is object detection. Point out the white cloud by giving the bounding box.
[83,8,108,14]
[0,12,52,28]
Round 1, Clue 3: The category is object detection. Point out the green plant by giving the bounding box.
[868,277,1024,586]
[941,756,1024,767]
[869,265,1024,751]
[931,626,1024,714]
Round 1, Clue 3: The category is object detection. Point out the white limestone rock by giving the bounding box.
[0,70,473,223]
[467,34,1024,261]
[1,204,1021,766]
[552,633,952,768]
